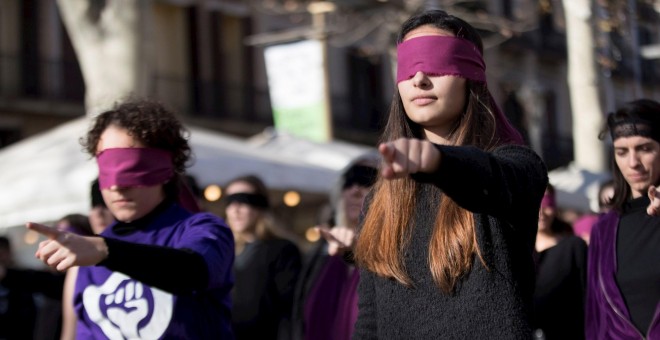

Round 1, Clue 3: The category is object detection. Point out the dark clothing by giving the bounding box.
[586,207,660,339]
[616,196,660,334]
[0,269,66,340]
[533,235,588,339]
[0,282,36,340]
[232,238,302,340]
[354,144,548,339]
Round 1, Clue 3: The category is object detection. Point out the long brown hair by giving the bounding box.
[354,10,516,293]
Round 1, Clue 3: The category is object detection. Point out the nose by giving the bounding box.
[411,71,431,88]
[627,151,641,168]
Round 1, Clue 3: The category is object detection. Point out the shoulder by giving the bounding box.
[182,212,230,230]
[264,238,301,254]
[560,234,588,251]
[591,211,619,235]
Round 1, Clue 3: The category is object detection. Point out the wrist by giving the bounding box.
[95,237,110,264]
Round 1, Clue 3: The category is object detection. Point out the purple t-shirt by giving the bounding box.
[74,204,234,339]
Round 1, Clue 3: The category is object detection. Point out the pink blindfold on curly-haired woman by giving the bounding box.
[96,148,200,213]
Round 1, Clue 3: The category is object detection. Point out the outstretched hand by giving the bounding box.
[26,222,109,272]
[378,138,441,180]
[316,225,356,256]
[647,186,660,216]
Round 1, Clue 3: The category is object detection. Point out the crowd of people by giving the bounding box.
[0,8,658,340]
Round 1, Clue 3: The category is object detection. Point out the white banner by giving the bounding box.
[264,40,330,142]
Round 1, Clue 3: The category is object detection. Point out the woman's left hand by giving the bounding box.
[378,138,441,179]
[25,222,109,271]
[647,185,660,216]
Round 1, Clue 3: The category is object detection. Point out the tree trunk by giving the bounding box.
[56,0,150,116]
[562,0,607,172]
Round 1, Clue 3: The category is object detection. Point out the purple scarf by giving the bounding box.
[303,255,358,340]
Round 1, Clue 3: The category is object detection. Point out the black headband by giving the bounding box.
[342,165,378,190]
[609,116,660,143]
[224,193,269,209]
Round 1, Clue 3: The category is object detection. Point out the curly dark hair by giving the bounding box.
[80,99,192,175]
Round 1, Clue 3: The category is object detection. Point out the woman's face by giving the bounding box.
[397,25,467,142]
[89,206,114,234]
[538,198,556,232]
[341,183,371,228]
[613,135,660,198]
[224,181,262,236]
[96,125,166,222]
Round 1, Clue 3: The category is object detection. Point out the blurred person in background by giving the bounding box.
[0,236,38,339]
[586,99,660,339]
[572,179,614,245]
[61,179,114,340]
[533,183,588,340]
[26,99,235,339]
[291,158,378,340]
[0,213,92,340]
[224,174,302,340]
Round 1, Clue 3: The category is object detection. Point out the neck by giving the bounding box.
[238,231,257,243]
[423,127,453,145]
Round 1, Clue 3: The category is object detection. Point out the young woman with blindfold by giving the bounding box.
[352,10,548,338]
[533,183,587,340]
[223,175,302,340]
[586,99,660,339]
[26,99,235,339]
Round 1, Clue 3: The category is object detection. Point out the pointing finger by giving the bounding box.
[26,222,62,240]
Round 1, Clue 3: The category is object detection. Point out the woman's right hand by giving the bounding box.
[317,225,356,256]
[378,138,441,179]
[26,222,109,271]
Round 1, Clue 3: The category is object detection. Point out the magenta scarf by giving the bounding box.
[96,148,200,213]
[97,148,173,189]
[396,35,523,145]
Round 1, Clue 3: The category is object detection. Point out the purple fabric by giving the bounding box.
[97,148,201,213]
[74,204,234,339]
[396,36,485,83]
[97,148,173,190]
[573,214,599,237]
[541,192,557,209]
[586,211,660,339]
[331,268,360,340]
[303,255,354,340]
[396,35,523,145]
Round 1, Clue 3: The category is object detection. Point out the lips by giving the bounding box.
[628,173,647,182]
[411,95,437,106]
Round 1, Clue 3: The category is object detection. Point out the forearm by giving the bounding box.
[413,144,547,217]
[99,237,209,295]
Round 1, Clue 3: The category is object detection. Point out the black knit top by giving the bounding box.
[354,144,548,339]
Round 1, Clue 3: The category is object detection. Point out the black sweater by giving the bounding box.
[354,144,548,339]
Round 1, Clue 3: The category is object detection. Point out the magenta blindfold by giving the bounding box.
[541,193,557,209]
[396,35,485,83]
[97,148,174,190]
[396,35,524,145]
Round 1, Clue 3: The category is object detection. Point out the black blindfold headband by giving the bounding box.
[224,193,269,209]
[342,165,378,189]
[609,116,660,143]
